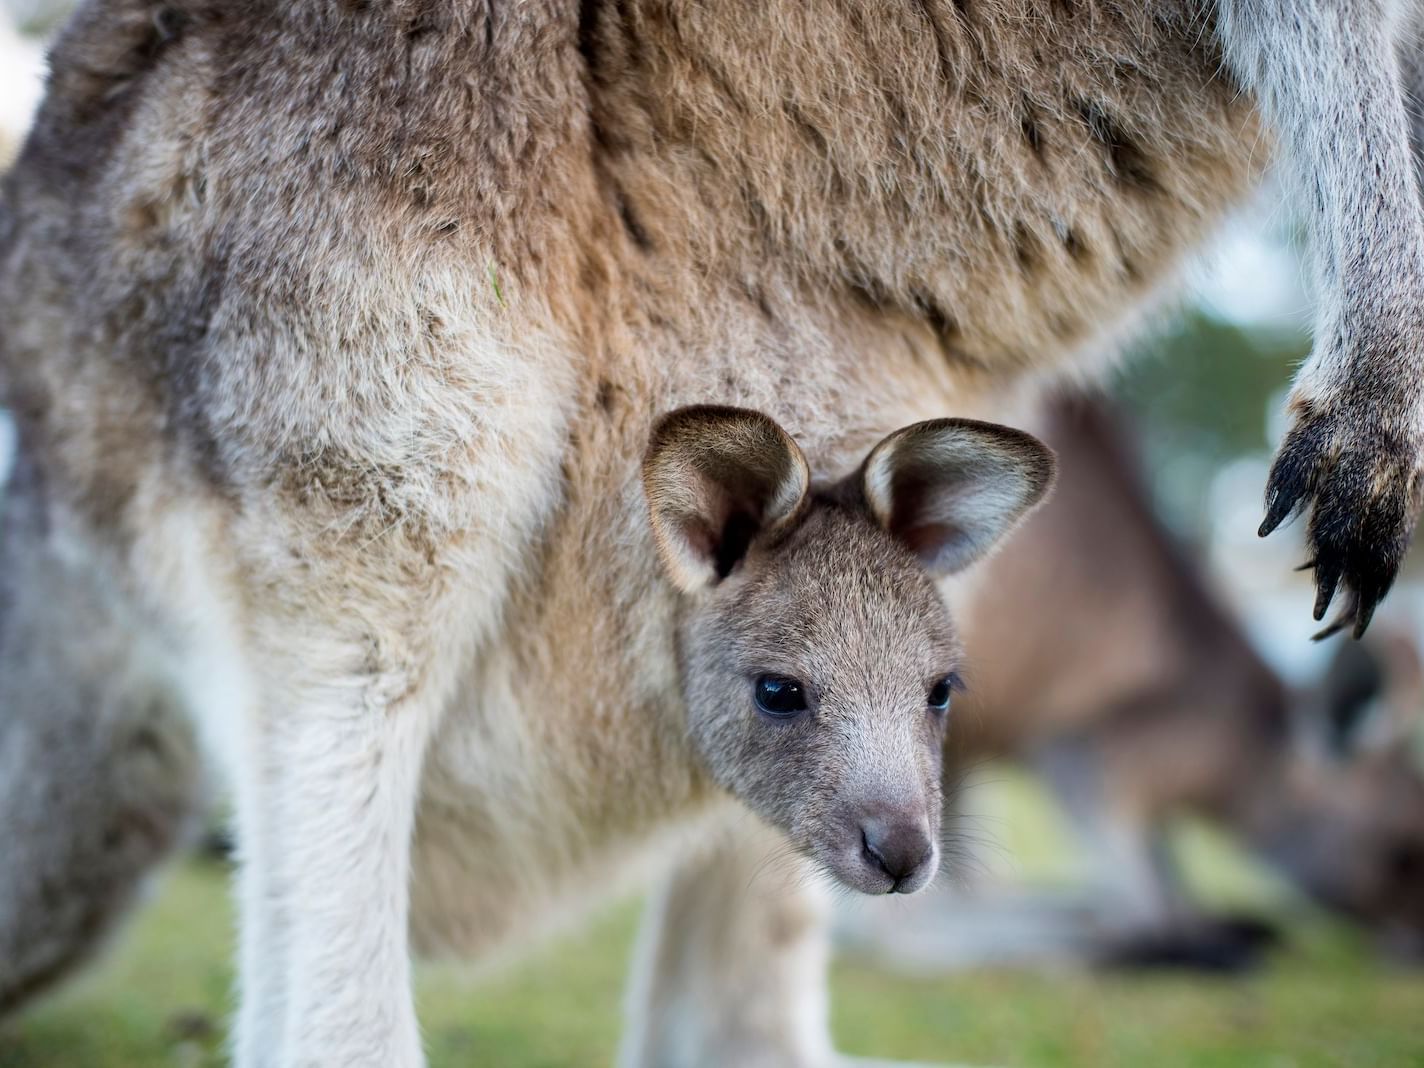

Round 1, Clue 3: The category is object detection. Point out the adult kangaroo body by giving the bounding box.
[4,1,1424,1066]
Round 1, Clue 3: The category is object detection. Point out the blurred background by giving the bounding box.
[2,4,1422,1067]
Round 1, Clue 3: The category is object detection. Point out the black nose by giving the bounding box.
[860,813,934,893]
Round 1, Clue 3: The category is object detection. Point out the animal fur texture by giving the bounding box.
[2,1,1424,1065]
[954,395,1424,966]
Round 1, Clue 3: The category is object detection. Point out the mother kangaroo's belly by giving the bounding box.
[410,728,731,960]
[593,0,1267,383]
[407,615,727,961]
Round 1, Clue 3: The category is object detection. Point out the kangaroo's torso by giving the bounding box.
[0,0,1265,959]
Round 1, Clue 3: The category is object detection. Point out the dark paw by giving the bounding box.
[1260,401,1424,639]
[1096,915,1281,974]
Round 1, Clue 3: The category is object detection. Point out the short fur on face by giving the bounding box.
[644,406,1054,893]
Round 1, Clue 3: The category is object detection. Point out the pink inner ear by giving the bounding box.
[713,510,760,578]
[900,519,965,562]
[679,515,718,565]
[671,493,760,581]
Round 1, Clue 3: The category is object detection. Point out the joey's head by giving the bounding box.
[643,406,1054,894]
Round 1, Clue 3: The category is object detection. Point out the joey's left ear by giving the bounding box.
[858,418,1056,575]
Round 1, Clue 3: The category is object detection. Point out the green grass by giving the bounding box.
[3,775,1422,1068]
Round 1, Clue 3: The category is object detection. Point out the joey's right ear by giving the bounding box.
[858,418,1056,576]
[642,406,810,592]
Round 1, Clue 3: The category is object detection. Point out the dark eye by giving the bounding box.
[754,675,809,718]
[928,676,955,713]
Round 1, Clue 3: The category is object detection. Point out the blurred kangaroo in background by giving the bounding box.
[7,0,1424,1065]
[0,457,204,1017]
[941,395,1424,969]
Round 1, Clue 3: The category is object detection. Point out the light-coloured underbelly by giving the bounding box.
[407,634,730,961]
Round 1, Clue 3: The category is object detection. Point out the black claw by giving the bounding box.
[1312,587,1357,640]
[1312,560,1341,621]
[1312,613,1352,642]
[1352,573,1392,639]
[1293,559,1317,572]
[1258,506,1291,539]
[1260,478,1304,537]
[1260,434,1318,537]
[1352,600,1378,640]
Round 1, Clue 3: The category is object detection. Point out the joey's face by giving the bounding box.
[643,406,1055,896]
[682,507,958,893]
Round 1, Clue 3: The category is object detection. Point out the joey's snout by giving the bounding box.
[860,810,936,893]
[828,803,937,895]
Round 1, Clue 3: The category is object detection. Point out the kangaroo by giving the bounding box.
[0,455,204,1017]
[0,401,1054,1051]
[937,395,1424,969]
[5,1,1424,1065]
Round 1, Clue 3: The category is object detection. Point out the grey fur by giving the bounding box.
[1,0,1424,1061]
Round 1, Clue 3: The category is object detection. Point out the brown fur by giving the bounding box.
[958,394,1424,957]
[0,0,1376,1062]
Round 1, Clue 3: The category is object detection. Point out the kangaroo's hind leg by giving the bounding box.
[621,818,971,1068]
[0,459,203,1017]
